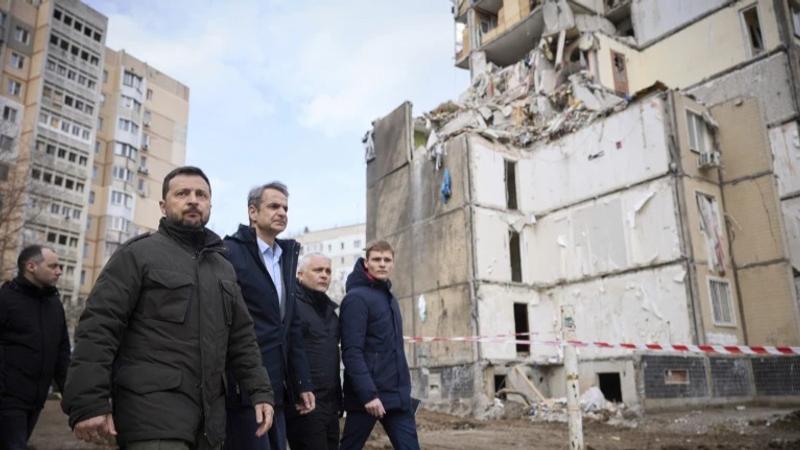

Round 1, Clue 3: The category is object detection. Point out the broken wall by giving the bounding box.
[711,97,800,345]
[596,2,783,95]
[631,0,729,46]
[475,263,695,362]
[516,97,672,213]
[524,178,682,286]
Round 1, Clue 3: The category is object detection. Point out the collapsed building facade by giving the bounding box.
[365,0,800,413]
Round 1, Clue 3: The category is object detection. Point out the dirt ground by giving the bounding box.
[29,400,800,450]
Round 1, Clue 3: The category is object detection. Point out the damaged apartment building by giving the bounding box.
[364,0,800,414]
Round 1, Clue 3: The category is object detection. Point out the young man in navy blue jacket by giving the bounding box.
[223,182,315,450]
[339,241,420,450]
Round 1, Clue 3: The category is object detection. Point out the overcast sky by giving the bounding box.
[83,0,469,236]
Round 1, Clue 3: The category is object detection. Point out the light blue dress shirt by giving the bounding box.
[257,237,284,317]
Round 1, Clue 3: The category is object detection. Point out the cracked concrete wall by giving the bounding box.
[631,0,728,46]
[517,97,672,213]
[688,53,795,126]
[475,263,694,362]
[769,121,800,198]
[596,2,783,98]
[711,97,800,345]
[524,178,682,286]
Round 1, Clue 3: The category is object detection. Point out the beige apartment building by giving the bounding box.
[364,0,800,413]
[294,223,366,301]
[0,0,188,330]
[79,49,189,316]
[0,0,106,320]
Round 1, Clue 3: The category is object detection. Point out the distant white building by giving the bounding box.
[294,223,366,302]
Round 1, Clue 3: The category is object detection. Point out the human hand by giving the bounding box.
[364,398,385,418]
[254,403,274,437]
[74,414,116,444]
[296,391,315,415]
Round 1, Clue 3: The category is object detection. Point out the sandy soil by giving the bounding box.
[29,400,800,450]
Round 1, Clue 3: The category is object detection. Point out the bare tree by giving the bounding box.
[0,126,40,281]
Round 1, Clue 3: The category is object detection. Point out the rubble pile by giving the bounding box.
[417,2,632,164]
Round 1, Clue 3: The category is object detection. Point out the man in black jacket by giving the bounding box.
[0,245,69,450]
[63,166,274,450]
[224,182,314,450]
[286,253,341,450]
[339,241,419,450]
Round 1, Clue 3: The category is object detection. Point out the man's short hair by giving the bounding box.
[17,245,48,274]
[162,166,211,199]
[365,240,394,259]
[247,182,289,210]
[297,252,331,273]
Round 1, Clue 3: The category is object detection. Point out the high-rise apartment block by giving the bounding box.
[80,49,189,316]
[0,0,188,329]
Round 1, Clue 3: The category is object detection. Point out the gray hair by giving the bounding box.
[297,252,331,273]
[247,181,289,209]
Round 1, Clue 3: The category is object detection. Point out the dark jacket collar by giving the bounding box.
[2,275,59,299]
[296,282,338,311]
[345,257,392,293]
[158,217,223,253]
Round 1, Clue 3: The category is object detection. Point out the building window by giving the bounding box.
[10,52,24,70]
[505,159,518,210]
[354,239,361,248]
[3,106,17,122]
[792,1,800,38]
[7,79,21,97]
[741,6,764,57]
[14,26,29,44]
[696,193,726,274]
[708,277,735,326]
[89,190,95,204]
[0,135,13,152]
[146,88,153,100]
[513,303,530,355]
[686,110,712,154]
[509,229,522,283]
[122,70,143,91]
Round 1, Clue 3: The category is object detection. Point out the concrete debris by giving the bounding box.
[362,129,375,162]
[580,386,607,412]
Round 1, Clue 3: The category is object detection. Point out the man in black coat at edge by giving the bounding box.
[286,253,341,450]
[339,240,420,450]
[0,245,69,450]
[224,181,315,450]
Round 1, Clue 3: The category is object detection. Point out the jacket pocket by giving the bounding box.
[144,270,193,323]
[219,280,236,326]
[115,363,182,394]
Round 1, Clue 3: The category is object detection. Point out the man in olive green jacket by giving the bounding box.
[63,166,274,450]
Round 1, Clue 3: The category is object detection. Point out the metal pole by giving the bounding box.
[562,305,584,450]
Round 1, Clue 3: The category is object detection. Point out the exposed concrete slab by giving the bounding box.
[367,101,412,188]
[688,53,796,126]
[525,177,682,285]
[769,121,800,197]
[412,283,475,367]
[781,197,800,271]
[724,175,786,267]
[737,263,800,345]
[632,0,728,46]
[366,166,411,241]
[711,97,773,182]
[410,134,470,224]
[519,97,672,213]
[411,209,471,294]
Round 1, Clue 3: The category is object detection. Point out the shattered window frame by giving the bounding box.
[707,276,736,327]
[739,5,765,57]
[685,110,711,154]
[791,1,800,39]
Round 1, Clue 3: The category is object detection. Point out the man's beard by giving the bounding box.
[166,210,207,229]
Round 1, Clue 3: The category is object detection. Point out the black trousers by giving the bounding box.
[286,402,339,450]
[0,408,42,450]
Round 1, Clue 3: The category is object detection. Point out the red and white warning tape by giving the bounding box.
[403,333,800,355]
